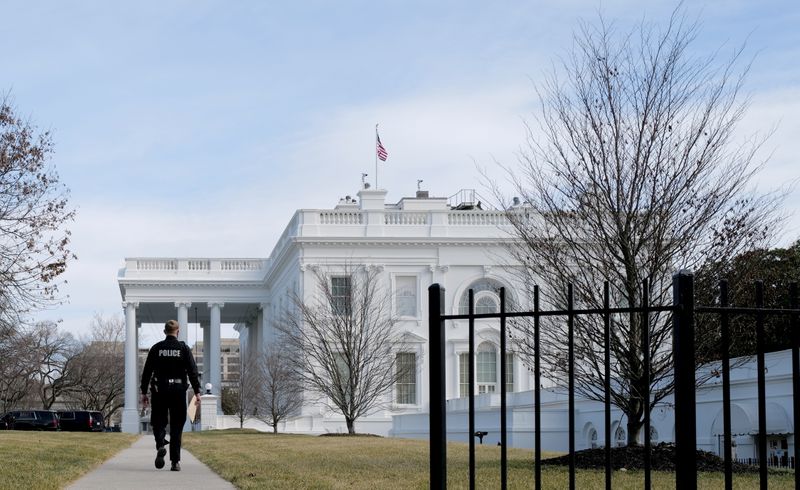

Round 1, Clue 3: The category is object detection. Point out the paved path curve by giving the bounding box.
[65,435,235,489]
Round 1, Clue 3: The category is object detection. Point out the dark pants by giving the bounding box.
[150,385,188,463]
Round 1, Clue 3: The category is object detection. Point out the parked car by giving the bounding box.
[0,410,60,430]
[57,411,104,432]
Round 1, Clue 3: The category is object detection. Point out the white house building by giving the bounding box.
[117,184,795,464]
[118,186,534,434]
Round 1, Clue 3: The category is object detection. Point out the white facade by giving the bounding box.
[118,187,533,434]
[392,349,796,461]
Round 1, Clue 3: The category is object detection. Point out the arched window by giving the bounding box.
[615,425,626,447]
[588,428,598,449]
[458,278,512,314]
[475,295,498,314]
[636,425,660,445]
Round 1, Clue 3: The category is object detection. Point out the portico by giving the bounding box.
[118,258,270,433]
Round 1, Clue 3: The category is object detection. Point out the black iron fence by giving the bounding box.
[427,271,800,490]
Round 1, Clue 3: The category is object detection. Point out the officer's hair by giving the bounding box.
[164,319,180,334]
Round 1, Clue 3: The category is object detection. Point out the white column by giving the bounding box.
[243,322,252,360]
[202,321,210,382]
[261,302,270,347]
[233,322,247,372]
[175,301,190,343]
[253,303,268,356]
[208,302,223,413]
[176,301,192,432]
[121,301,139,433]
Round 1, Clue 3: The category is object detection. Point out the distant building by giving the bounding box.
[194,339,240,386]
[138,339,240,387]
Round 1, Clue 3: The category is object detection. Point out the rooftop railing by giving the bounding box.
[124,258,267,274]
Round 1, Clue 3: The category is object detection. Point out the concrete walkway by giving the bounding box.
[65,436,236,489]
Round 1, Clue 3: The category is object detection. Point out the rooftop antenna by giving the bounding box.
[362,173,368,187]
[417,179,423,191]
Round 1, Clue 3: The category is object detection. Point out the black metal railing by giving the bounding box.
[427,271,800,490]
[691,277,800,490]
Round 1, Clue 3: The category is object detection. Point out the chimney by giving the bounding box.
[357,188,388,210]
[416,190,429,199]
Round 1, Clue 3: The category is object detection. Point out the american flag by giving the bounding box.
[376,132,388,161]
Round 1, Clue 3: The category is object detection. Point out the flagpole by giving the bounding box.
[375,123,379,189]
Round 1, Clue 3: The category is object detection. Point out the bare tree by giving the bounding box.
[226,349,265,428]
[257,344,303,433]
[494,10,783,446]
[0,97,76,335]
[28,321,77,409]
[0,322,76,411]
[278,264,405,434]
[0,328,37,412]
[60,315,125,424]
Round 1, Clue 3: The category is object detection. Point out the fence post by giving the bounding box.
[790,283,799,490]
[672,271,696,490]
[429,284,446,489]
[499,287,508,489]
[468,289,475,490]
[754,281,768,489]
[567,283,575,490]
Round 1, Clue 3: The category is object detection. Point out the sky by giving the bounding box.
[2,1,798,345]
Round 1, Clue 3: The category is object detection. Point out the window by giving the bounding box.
[332,352,351,400]
[459,353,470,397]
[634,425,660,445]
[589,428,599,449]
[461,346,513,396]
[475,295,498,314]
[395,276,417,317]
[615,425,626,447]
[505,353,514,393]
[458,278,513,314]
[477,342,497,394]
[649,426,658,444]
[331,276,352,316]
[395,353,416,404]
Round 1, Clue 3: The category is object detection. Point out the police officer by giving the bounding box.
[140,319,201,471]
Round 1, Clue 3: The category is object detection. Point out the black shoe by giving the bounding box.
[170,462,181,472]
[155,447,166,469]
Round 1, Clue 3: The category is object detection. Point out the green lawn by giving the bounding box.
[0,429,793,489]
[0,431,136,490]
[183,429,795,489]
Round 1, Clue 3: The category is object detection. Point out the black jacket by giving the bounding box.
[140,335,201,396]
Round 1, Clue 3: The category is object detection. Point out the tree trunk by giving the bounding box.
[627,414,644,447]
[346,418,356,435]
[272,424,278,434]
